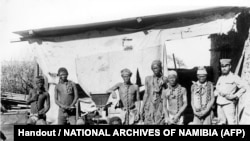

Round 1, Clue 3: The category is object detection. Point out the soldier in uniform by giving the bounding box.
[190,67,215,125]
[55,67,78,125]
[26,76,50,125]
[141,60,167,125]
[106,68,140,125]
[162,70,187,125]
[215,59,246,125]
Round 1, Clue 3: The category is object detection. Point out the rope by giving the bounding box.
[194,82,212,111]
[35,89,40,114]
[126,84,130,125]
[169,84,182,114]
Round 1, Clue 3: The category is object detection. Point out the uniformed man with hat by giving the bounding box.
[215,59,246,125]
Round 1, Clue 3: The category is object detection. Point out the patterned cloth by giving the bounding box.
[107,82,139,125]
[191,81,214,125]
[107,82,139,109]
[192,81,213,112]
[143,75,167,125]
[162,84,187,125]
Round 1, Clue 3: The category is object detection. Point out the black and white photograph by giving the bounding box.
[1,0,250,140]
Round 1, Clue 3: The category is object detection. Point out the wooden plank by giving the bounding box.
[11,106,21,109]
[3,110,29,115]
[1,92,27,105]
[1,99,27,104]
[17,104,30,108]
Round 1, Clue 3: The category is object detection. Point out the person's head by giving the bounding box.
[151,60,162,76]
[121,68,132,84]
[197,66,207,84]
[220,59,231,75]
[109,117,122,125]
[168,70,178,86]
[35,76,45,89]
[58,67,68,81]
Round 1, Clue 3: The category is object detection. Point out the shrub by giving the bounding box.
[1,61,36,94]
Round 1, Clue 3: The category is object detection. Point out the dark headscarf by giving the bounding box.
[57,67,68,76]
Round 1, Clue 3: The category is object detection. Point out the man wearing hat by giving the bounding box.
[215,59,246,125]
[55,67,78,125]
[162,70,187,125]
[190,67,215,125]
[106,68,140,125]
[26,76,50,125]
[141,60,167,125]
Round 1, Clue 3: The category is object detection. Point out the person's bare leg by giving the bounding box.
[36,119,46,125]
[26,118,35,125]
[68,116,76,125]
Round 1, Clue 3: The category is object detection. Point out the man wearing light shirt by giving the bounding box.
[215,59,246,125]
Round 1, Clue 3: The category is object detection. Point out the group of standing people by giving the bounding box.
[107,58,247,125]
[26,58,247,125]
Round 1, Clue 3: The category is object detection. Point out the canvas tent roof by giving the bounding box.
[14,7,249,41]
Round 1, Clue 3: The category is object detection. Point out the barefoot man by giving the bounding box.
[141,60,167,125]
[107,68,140,125]
[162,70,187,125]
[26,76,50,125]
[191,67,215,125]
[55,67,78,125]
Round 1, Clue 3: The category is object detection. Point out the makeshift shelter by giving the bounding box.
[14,7,250,124]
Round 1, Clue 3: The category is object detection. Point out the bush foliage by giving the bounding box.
[1,61,36,94]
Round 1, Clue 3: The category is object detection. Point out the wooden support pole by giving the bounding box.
[173,53,177,69]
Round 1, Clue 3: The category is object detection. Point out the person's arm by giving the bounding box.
[69,82,78,108]
[225,75,247,100]
[135,85,141,112]
[234,75,247,98]
[214,78,221,97]
[39,93,50,115]
[203,83,215,116]
[175,88,187,119]
[134,85,141,121]
[163,77,168,89]
[44,93,51,114]
[106,83,120,99]
[162,92,170,123]
[106,83,120,93]
[191,85,199,116]
[141,77,149,111]
[54,85,65,109]
[26,90,38,105]
[140,77,149,121]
